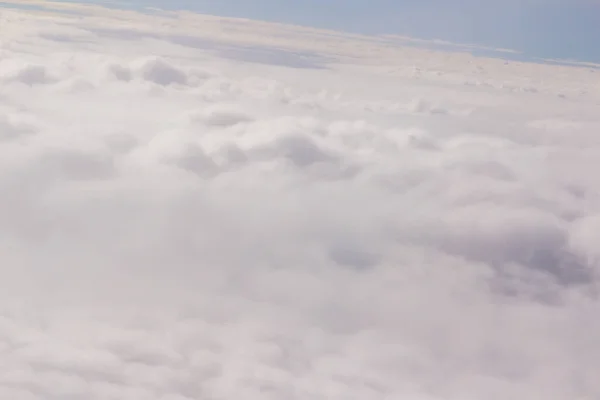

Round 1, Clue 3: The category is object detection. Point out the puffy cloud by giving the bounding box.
[0,3,598,400]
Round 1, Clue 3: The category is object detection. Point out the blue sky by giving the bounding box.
[51,0,600,63]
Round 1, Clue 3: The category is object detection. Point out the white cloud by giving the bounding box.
[0,2,599,400]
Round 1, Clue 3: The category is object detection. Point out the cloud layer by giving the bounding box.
[0,3,600,399]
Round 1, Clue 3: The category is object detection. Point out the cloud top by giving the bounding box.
[0,3,598,400]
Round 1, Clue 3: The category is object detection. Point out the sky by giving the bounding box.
[49,0,600,63]
[2,2,600,399]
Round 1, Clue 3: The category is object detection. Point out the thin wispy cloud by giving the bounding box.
[100,0,600,62]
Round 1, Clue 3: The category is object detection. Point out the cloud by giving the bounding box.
[0,113,37,140]
[1,63,56,85]
[190,104,254,127]
[0,3,599,400]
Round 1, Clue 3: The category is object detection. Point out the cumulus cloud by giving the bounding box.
[1,63,56,85]
[190,104,254,127]
[0,3,599,400]
[0,113,37,140]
